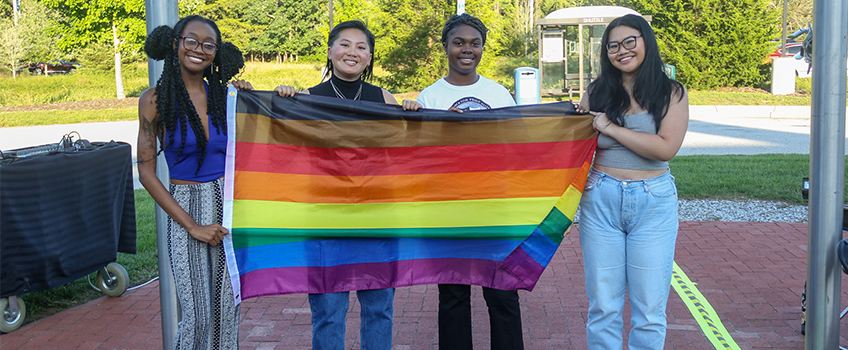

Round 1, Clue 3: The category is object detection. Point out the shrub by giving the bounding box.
[632,0,780,89]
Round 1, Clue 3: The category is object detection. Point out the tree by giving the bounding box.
[236,0,325,62]
[196,0,261,56]
[374,0,505,92]
[0,18,28,77]
[0,0,62,78]
[631,0,780,89]
[774,0,812,34]
[42,0,145,98]
[501,0,541,58]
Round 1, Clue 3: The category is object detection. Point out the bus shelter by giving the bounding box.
[537,6,651,99]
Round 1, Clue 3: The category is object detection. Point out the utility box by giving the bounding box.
[771,57,796,95]
[514,67,541,105]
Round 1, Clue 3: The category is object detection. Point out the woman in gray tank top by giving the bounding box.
[573,14,689,350]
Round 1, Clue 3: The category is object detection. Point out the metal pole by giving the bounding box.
[12,0,18,27]
[145,1,179,349]
[578,24,584,97]
[806,0,848,347]
[781,0,787,57]
[329,0,334,32]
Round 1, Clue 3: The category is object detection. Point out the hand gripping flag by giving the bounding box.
[222,88,596,304]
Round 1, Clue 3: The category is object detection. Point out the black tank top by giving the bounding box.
[308,75,385,103]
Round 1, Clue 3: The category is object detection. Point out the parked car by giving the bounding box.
[765,42,811,78]
[28,60,81,75]
[768,42,804,61]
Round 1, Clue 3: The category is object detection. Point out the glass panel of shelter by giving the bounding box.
[541,24,606,101]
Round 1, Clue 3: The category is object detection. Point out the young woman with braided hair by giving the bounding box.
[137,15,250,349]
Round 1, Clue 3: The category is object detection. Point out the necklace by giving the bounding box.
[330,78,362,100]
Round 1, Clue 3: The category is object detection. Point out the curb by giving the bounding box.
[689,105,811,119]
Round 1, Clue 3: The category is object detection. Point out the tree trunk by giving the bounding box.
[113,22,126,99]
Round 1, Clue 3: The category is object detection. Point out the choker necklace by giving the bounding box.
[330,78,363,100]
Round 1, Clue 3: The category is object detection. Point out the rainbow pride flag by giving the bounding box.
[222,89,596,304]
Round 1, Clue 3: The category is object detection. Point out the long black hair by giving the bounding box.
[143,15,244,172]
[588,14,683,131]
[323,20,376,81]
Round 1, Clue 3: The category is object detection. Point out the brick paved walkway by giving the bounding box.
[2,221,843,349]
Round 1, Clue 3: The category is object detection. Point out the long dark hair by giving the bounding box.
[143,15,244,172]
[588,14,683,131]
[323,20,376,81]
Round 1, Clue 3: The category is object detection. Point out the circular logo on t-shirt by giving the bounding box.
[450,97,492,111]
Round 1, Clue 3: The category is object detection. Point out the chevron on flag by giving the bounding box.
[222,88,596,304]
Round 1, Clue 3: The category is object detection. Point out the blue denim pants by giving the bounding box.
[578,168,678,350]
[308,288,395,350]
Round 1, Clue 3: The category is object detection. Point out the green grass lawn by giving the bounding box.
[0,66,824,127]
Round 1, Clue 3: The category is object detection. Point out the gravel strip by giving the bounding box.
[575,199,809,223]
[677,199,808,223]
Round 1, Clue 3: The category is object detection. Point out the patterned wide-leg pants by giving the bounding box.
[168,177,239,349]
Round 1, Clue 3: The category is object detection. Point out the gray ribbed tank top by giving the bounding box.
[595,112,669,170]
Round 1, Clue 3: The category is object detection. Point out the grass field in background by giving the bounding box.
[0,108,137,127]
[0,64,151,106]
[0,61,826,108]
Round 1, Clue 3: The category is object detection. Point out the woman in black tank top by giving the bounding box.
[273,20,398,350]
[274,21,397,105]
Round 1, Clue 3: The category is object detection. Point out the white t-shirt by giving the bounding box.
[417,76,515,111]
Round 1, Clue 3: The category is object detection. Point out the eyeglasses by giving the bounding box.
[181,36,218,55]
[606,35,642,54]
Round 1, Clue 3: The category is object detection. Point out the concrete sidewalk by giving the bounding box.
[1,221,842,350]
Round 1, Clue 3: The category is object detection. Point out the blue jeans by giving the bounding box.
[578,168,678,350]
[309,288,395,350]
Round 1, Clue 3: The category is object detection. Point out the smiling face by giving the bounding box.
[177,20,218,74]
[606,25,644,78]
[444,24,483,79]
[328,28,373,81]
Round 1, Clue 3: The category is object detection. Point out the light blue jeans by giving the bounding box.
[309,288,395,350]
[578,168,678,350]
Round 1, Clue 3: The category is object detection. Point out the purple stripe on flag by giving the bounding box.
[238,257,534,298]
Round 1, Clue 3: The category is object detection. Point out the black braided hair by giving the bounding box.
[440,13,488,47]
[143,15,244,174]
[323,20,376,82]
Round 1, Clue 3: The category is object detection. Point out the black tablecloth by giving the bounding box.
[1,141,136,297]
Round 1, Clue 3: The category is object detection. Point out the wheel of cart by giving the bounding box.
[0,138,137,334]
[0,262,131,333]
[95,262,130,297]
[0,296,26,333]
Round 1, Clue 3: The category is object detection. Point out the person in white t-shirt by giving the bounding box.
[402,13,523,350]
[403,17,515,113]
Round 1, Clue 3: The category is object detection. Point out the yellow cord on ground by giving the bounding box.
[671,262,741,350]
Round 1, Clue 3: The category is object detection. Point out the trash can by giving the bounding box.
[514,67,541,105]
[663,64,676,79]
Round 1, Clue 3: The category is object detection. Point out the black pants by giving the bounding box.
[438,284,524,350]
